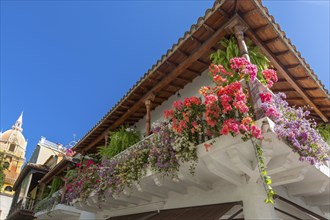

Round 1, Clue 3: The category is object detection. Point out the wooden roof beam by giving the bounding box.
[313,97,330,102]
[190,36,202,47]
[319,107,330,111]
[176,76,192,84]
[103,17,230,131]
[166,60,178,69]
[272,88,296,93]
[246,29,328,122]
[274,50,290,57]
[264,37,280,45]
[169,82,185,89]
[272,87,319,93]
[125,99,139,105]
[196,59,210,67]
[157,90,173,97]
[77,17,234,152]
[156,70,167,78]
[218,8,230,19]
[284,97,328,102]
[177,49,189,58]
[286,64,300,70]
[146,78,159,85]
[234,0,240,13]
[243,8,259,18]
[203,24,215,33]
[186,68,201,77]
[277,76,310,83]
[254,24,270,33]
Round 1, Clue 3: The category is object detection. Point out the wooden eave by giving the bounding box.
[39,158,72,185]
[72,0,330,154]
[13,164,48,190]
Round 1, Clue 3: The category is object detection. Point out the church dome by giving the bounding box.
[0,113,27,150]
[1,129,26,149]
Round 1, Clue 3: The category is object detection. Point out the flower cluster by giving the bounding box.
[165,57,267,152]
[64,121,198,203]
[261,92,330,165]
[65,148,76,157]
[262,69,278,88]
[230,57,258,81]
[65,158,99,201]
[165,96,204,143]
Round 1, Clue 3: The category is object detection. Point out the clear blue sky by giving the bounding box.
[1,1,329,161]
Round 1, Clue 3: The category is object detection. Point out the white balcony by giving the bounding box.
[70,118,329,220]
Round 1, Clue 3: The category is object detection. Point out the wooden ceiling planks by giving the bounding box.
[73,0,329,153]
[241,0,329,122]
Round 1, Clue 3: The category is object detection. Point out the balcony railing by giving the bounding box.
[8,197,36,217]
[34,190,69,214]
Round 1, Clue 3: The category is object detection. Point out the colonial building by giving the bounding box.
[0,113,27,220]
[6,137,64,220]
[34,0,330,219]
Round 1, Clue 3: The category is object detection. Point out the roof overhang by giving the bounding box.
[39,159,73,185]
[72,0,330,154]
[13,164,48,190]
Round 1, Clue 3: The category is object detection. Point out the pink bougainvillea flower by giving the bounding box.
[260,92,272,103]
[251,124,263,139]
[234,100,249,114]
[262,69,278,88]
[173,100,183,111]
[164,109,174,119]
[205,94,218,106]
[265,107,280,118]
[239,124,249,132]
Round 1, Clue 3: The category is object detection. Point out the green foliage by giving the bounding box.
[65,169,78,181]
[98,126,140,159]
[41,186,51,200]
[0,152,6,191]
[317,124,330,144]
[48,176,64,198]
[210,35,269,83]
[255,143,275,204]
[35,194,60,213]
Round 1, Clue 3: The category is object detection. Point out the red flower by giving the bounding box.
[260,93,272,103]
[251,124,263,139]
[173,100,183,110]
[164,109,174,119]
[220,125,230,135]
[205,94,218,106]
[262,69,278,88]
[86,160,95,168]
[213,75,227,84]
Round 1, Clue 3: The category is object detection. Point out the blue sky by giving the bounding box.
[1,1,329,161]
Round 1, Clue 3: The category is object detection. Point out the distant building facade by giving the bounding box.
[0,113,27,220]
[6,137,64,220]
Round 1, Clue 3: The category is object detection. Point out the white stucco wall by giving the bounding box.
[134,68,212,135]
[0,194,13,220]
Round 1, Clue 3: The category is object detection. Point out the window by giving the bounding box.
[8,144,16,152]
[4,186,13,192]
[3,161,10,169]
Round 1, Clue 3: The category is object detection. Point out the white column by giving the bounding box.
[241,182,278,220]
[79,211,96,220]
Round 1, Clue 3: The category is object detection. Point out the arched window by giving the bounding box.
[4,186,13,192]
[8,144,16,152]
